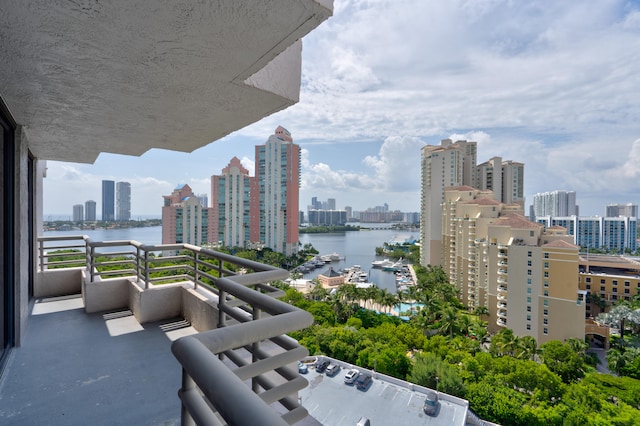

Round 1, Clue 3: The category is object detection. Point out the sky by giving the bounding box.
[44,0,640,219]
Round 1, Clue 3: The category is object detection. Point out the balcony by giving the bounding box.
[497,276,507,284]
[497,309,508,319]
[497,317,507,327]
[497,301,507,309]
[1,236,312,425]
[497,268,507,275]
[498,285,508,293]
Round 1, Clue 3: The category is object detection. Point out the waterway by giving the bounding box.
[42,227,416,293]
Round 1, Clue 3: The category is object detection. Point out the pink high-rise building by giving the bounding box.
[162,184,214,246]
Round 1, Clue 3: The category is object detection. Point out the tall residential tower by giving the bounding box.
[211,157,253,247]
[420,139,477,266]
[250,126,300,256]
[101,180,115,221]
[116,181,131,221]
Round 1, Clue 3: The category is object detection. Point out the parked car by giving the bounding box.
[315,359,330,373]
[355,373,372,390]
[423,390,439,415]
[344,368,359,384]
[298,362,308,374]
[326,363,341,377]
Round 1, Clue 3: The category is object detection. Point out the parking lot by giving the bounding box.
[299,363,468,426]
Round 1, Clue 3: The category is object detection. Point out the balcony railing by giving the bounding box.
[37,235,312,426]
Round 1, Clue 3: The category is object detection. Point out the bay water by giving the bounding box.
[43,226,416,293]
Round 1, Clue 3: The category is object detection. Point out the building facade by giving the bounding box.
[116,181,131,221]
[162,184,214,246]
[308,209,347,226]
[211,157,253,247]
[101,180,115,221]
[250,126,300,256]
[420,139,477,266]
[442,187,585,344]
[85,200,96,222]
[72,204,84,222]
[532,190,577,218]
[606,203,638,218]
[476,157,525,206]
[536,215,637,252]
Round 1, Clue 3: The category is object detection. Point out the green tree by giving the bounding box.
[539,340,586,383]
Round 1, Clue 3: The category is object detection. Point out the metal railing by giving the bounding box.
[37,235,313,425]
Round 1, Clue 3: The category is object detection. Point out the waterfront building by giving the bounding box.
[116,181,131,221]
[345,206,352,219]
[85,200,96,222]
[101,180,115,221]
[308,209,347,226]
[536,215,637,252]
[250,126,300,256]
[420,139,477,266]
[72,204,84,222]
[532,190,577,218]
[606,203,638,218]
[211,157,253,247]
[476,157,525,206]
[442,186,585,344]
[162,184,214,246]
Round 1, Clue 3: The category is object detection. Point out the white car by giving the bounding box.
[344,368,359,384]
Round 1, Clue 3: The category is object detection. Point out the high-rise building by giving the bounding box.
[101,180,115,221]
[536,215,637,252]
[211,157,253,247]
[420,139,477,266]
[162,184,214,246]
[308,210,347,226]
[345,206,352,220]
[72,204,84,222]
[327,198,336,210]
[532,190,577,218]
[606,203,638,218]
[442,186,585,343]
[250,126,300,256]
[116,181,131,221]
[197,194,209,208]
[85,200,96,222]
[476,157,525,206]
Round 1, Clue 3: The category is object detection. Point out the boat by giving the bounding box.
[371,258,394,268]
[383,258,404,272]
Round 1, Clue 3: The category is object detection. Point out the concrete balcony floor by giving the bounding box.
[0,294,198,425]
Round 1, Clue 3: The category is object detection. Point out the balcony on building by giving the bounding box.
[497,309,508,319]
[497,317,507,327]
[0,1,333,424]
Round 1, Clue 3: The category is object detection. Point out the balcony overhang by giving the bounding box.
[0,0,332,163]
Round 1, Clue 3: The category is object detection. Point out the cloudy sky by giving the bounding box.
[44,0,640,219]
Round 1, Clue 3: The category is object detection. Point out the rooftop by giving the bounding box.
[299,357,470,426]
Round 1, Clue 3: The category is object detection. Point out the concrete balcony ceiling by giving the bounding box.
[0,0,332,163]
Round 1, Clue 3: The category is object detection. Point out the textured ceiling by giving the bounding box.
[0,0,332,163]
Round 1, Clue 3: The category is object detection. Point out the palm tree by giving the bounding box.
[309,282,328,301]
[473,306,489,321]
[439,306,459,339]
[457,314,472,336]
[517,336,538,360]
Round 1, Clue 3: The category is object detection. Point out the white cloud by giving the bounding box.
[45,0,640,216]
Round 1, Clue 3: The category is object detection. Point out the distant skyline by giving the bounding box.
[44,0,640,218]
